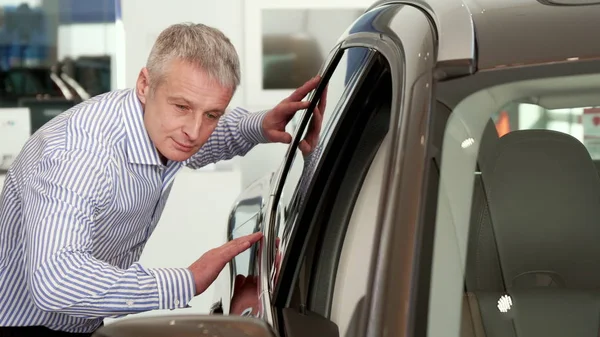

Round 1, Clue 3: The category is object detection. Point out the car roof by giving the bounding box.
[368,0,600,71]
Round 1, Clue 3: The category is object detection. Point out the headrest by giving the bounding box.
[481,129,600,289]
[476,118,500,167]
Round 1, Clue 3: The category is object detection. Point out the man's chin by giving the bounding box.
[161,149,196,163]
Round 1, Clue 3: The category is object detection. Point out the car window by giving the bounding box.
[274,47,373,245]
[499,103,600,159]
[426,73,600,337]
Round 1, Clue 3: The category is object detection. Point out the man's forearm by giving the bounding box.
[29,255,195,318]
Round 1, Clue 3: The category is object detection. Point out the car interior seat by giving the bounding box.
[462,129,600,337]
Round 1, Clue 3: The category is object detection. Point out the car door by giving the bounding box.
[259,4,438,337]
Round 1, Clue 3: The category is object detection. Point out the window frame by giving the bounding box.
[256,44,377,328]
[349,5,438,337]
[304,53,394,317]
[270,46,378,296]
[271,47,398,336]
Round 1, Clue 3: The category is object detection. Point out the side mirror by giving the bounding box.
[92,315,277,337]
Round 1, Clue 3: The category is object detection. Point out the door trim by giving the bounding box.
[357,5,438,337]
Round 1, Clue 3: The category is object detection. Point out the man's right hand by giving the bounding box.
[188,232,263,295]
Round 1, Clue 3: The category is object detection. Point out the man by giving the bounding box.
[0,22,325,336]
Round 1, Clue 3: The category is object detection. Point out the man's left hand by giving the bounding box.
[262,76,326,154]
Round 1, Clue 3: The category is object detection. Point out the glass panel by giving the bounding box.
[427,72,600,337]
[493,103,600,159]
[273,47,372,276]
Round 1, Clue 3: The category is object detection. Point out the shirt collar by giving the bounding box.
[123,89,163,166]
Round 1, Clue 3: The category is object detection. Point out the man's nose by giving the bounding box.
[183,114,203,141]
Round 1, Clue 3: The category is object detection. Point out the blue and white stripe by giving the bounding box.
[0,89,268,333]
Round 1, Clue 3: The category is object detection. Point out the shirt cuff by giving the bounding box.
[148,268,195,310]
[239,110,270,144]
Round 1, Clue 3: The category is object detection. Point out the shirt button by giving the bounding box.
[174,299,180,306]
[126,300,134,307]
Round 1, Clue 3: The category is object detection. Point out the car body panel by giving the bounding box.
[465,0,600,70]
[367,0,600,72]
[365,0,475,78]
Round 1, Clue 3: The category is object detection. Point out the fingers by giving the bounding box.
[312,105,324,137]
[300,104,324,155]
[269,131,293,144]
[283,76,321,103]
[239,232,263,246]
[299,140,311,155]
[220,232,263,260]
[318,85,328,113]
[271,100,311,120]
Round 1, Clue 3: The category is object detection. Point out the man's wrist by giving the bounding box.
[239,110,270,144]
[148,268,196,310]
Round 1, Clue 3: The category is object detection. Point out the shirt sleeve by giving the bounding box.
[22,147,195,319]
[184,107,270,169]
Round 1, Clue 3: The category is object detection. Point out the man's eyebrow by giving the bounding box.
[208,109,226,116]
[167,96,193,105]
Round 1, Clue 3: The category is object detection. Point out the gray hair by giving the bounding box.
[146,22,241,90]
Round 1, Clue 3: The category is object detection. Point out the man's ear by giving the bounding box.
[136,68,151,104]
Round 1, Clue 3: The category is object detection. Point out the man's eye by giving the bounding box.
[176,104,187,111]
[206,113,219,120]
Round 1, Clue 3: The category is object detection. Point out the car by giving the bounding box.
[95,0,600,336]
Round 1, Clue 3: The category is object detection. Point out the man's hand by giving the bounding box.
[230,275,259,316]
[229,237,283,317]
[299,86,327,156]
[188,232,263,295]
[262,76,328,156]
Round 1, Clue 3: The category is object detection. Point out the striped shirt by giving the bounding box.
[0,89,268,333]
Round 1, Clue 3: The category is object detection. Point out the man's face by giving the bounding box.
[136,59,233,162]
